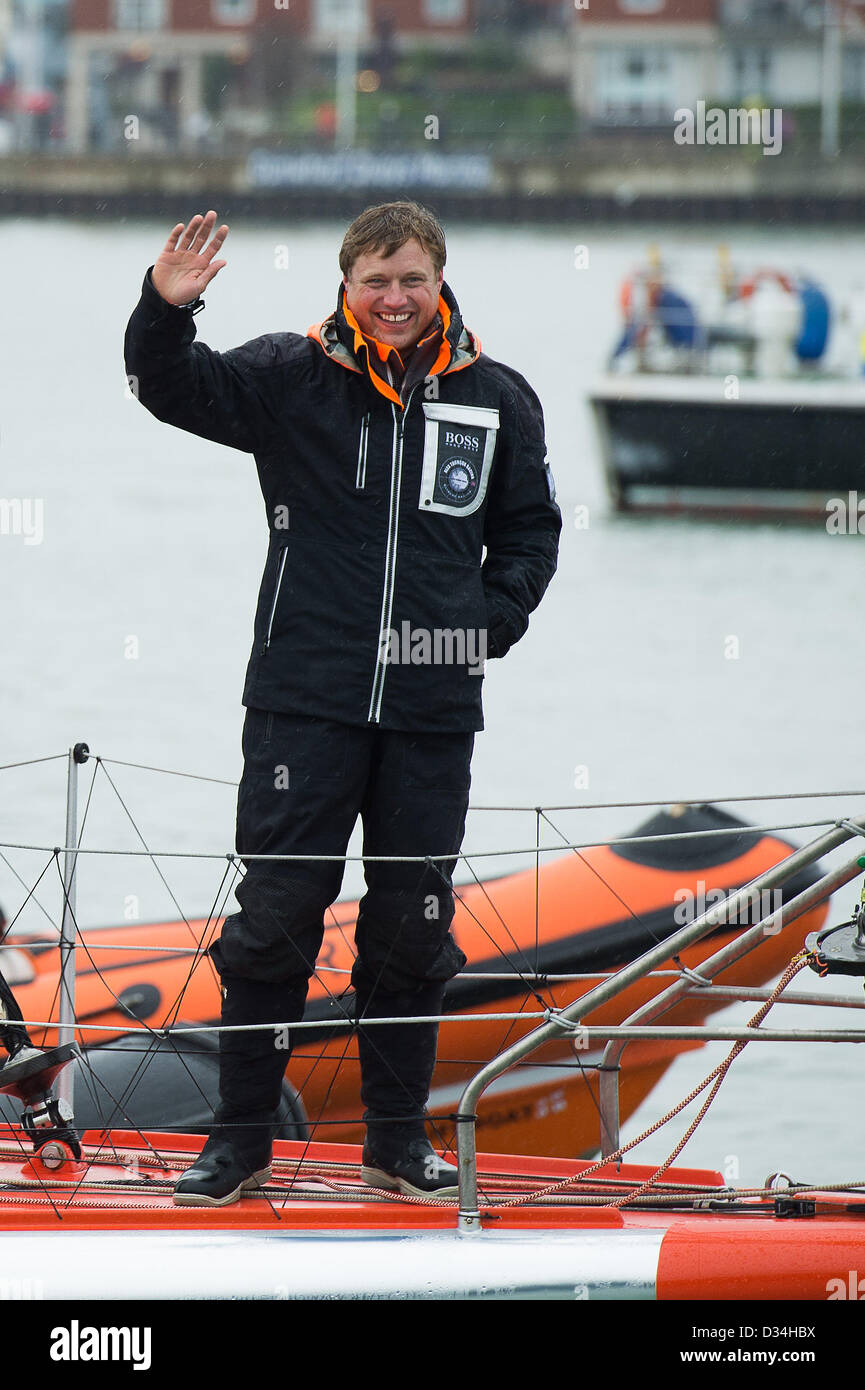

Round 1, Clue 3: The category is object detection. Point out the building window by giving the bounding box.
[423,0,467,21]
[314,0,368,36]
[596,46,671,120]
[730,47,773,97]
[843,48,865,100]
[114,0,166,29]
[213,0,255,22]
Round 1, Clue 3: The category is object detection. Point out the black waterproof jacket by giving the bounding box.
[124,270,561,732]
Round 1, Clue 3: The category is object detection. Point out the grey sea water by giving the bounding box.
[1,217,864,1187]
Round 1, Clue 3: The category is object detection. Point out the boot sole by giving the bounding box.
[172,1165,272,1207]
[360,1164,458,1199]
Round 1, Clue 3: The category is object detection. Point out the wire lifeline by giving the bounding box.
[42,760,264,1176]
[23,749,865,807]
[5,749,863,1218]
[488,953,813,1214]
[401,854,612,1161]
[0,817,846,859]
[0,755,68,773]
[94,756,224,994]
[49,855,226,1201]
[43,751,366,1182]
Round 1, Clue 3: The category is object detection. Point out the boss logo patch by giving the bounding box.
[442,430,481,453]
[420,403,500,517]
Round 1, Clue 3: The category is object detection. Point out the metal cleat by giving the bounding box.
[0,960,84,1165]
[806,892,865,978]
[0,1042,83,1162]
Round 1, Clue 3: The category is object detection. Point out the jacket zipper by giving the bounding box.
[262,546,288,654]
[355,412,369,489]
[368,387,417,722]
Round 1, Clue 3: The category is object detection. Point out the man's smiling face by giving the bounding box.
[343,238,443,353]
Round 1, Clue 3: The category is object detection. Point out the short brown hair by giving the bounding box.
[339,202,447,278]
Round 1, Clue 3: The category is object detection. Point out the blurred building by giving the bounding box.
[64,0,480,152]
[297,0,476,47]
[19,0,865,155]
[571,0,865,126]
[0,0,14,147]
[62,0,574,152]
[66,0,278,151]
[1,0,67,148]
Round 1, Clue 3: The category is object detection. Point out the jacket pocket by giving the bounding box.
[418,402,499,518]
[355,412,370,489]
[262,545,288,654]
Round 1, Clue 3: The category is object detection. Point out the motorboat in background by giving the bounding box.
[590,246,865,521]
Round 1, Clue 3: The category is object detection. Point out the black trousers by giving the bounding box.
[209,709,473,1147]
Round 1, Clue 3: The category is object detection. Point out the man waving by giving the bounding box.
[125,202,561,1206]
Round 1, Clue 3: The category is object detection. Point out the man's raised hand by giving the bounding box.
[152,211,229,306]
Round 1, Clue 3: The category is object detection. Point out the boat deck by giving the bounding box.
[0,1131,718,1229]
[2,1132,863,1299]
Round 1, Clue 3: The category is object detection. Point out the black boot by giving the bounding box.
[361,1135,459,1197]
[355,981,457,1195]
[173,1115,275,1207]
[173,973,306,1206]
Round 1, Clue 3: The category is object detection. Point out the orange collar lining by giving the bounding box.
[340,296,453,408]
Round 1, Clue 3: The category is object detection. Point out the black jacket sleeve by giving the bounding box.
[123,268,287,455]
[481,370,561,659]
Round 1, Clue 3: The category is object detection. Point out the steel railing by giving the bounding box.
[455,815,865,1228]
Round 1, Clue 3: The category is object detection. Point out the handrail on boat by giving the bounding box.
[454,814,865,1229]
[595,832,865,1158]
